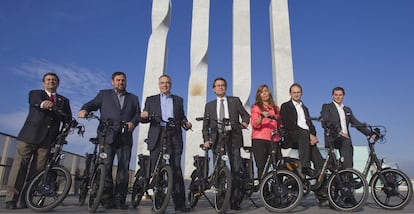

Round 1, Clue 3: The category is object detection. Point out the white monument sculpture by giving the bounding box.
[138,0,294,177]
[184,0,211,176]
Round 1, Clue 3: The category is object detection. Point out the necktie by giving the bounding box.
[50,94,54,103]
[118,93,124,109]
[219,98,224,121]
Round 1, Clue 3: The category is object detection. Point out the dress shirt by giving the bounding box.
[292,100,309,130]
[160,93,174,125]
[334,102,348,134]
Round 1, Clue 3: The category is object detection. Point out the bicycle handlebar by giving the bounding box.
[351,124,386,143]
[196,115,247,129]
[149,113,191,131]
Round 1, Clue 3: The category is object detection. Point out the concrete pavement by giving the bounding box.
[2,191,413,214]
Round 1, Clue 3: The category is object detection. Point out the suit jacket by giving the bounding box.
[280,100,316,148]
[320,102,372,147]
[18,90,72,145]
[81,89,141,145]
[202,96,250,147]
[142,94,188,151]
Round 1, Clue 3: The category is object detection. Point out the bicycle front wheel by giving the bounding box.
[215,166,232,213]
[371,168,413,210]
[87,164,105,213]
[152,165,173,214]
[259,170,303,213]
[131,169,146,208]
[25,166,72,212]
[78,177,89,206]
[187,170,202,208]
[328,168,368,212]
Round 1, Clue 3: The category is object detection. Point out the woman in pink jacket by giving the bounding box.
[250,84,282,180]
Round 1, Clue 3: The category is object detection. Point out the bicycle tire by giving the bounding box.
[152,165,173,214]
[87,164,105,213]
[25,166,72,212]
[371,168,413,210]
[214,166,232,213]
[78,177,89,206]
[259,169,303,213]
[187,170,202,208]
[327,168,368,212]
[131,169,146,208]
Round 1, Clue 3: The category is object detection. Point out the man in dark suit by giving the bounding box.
[78,71,140,209]
[5,72,72,209]
[140,74,192,212]
[280,83,324,177]
[280,83,328,207]
[202,77,250,211]
[321,86,375,169]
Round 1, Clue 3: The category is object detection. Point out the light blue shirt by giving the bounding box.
[160,93,173,126]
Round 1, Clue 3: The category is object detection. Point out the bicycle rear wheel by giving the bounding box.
[371,168,413,210]
[259,170,303,212]
[131,169,146,208]
[328,168,368,212]
[25,166,72,212]
[214,166,232,213]
[87,164,105,213]
[152,165,173,213]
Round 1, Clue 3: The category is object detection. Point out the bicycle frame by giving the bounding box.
[41,119,81,185]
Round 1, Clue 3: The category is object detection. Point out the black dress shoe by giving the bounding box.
[117,203,128,210]
[5,201,17,210]
[318,200,330,208]
[104,202,114,209]
[230,204,241,211]
[175,205,191,212]
[302,167,316,177]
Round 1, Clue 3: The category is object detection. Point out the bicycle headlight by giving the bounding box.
[100,153,107,159]
[221,155,228,161]
[163,154,170,160]
[59,153,65,160]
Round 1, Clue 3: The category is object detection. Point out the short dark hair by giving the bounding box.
[289,83,302,93]
[212,77,227,88]
[332,86,345,95]
[43,72,60,83]
[112,71,126,80]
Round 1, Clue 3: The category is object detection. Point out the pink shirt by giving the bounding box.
[251,104,281,142]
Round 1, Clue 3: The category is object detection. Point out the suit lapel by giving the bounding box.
[155,94,162,116]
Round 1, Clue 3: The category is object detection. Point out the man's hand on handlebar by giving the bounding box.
[203,140,213,149]
[183,121,192,130]
[140,111,149,119]
[77,110,88,118]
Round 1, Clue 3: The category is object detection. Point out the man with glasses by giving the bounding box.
[202,77,250,210]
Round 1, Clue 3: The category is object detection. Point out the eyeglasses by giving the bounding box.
[214,84,226,88]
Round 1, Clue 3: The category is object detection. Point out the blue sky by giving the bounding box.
[1,0,413,177]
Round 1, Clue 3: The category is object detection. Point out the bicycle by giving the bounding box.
[256,116,304,213]
[302,117,369,212]
[25,115,85,212]
[130,114,178,213]
[78,142,95,206]
[187,117,233,213]
[80,113,127,213]
[354,124,413,210]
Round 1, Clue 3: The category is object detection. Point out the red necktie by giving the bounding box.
[50,94,54,103]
